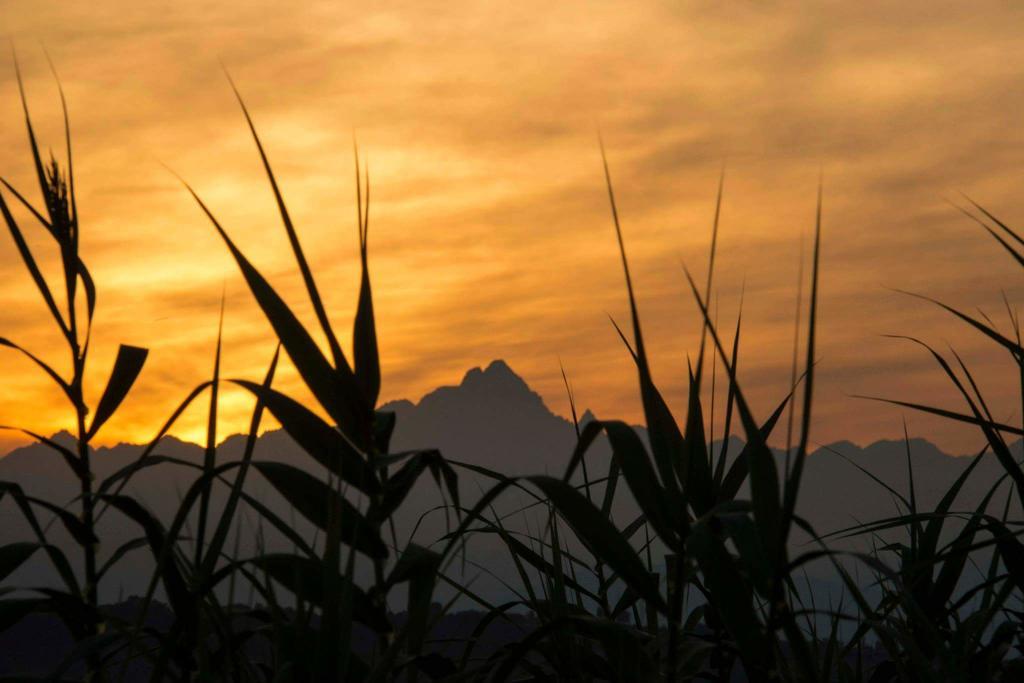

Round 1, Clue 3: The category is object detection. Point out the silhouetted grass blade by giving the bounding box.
[383,543,442,655]
[0,176,95,336]
[0,543,40,583]
[0,191,70,338]
[373,410,397,453]
[226,74,350,376]
[527,475,666,613]
[0,598,51,633]
[682,267,782,549]
[601,148,685,506]
[233,380,379,495]
[101,494,194,629]
[0,483,80,593]
[602,420,680,549]
[718,392,792,502]
[0,338,73,400]
[683,366,715,514]
[375,449,458,521]
[253,461,387,559]
[182,183,368,444]
[86,344,148,440]
[201,347,280,579]
[194,303,223,568]
[354,162,381,409]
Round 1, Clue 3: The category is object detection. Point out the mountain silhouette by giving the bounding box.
[0,359,1014,604]
[381,359,581,476]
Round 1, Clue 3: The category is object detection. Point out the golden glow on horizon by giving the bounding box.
[2,1,1024,455]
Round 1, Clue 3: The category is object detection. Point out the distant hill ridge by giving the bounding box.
[0,359,1016,601]
[1,358,988,463]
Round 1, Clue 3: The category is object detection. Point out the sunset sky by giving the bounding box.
[2,1,1024,456]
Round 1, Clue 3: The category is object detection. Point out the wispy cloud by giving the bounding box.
[1,0,1023,454]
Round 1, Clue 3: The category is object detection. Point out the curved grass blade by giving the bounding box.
[854,395,1024,436]
[894,287,1024,358]
[232,380,378,495]
[602,420,681,549]
[0,338,72,401]
[375,449,458,521]
[181,181,368,444]
[438,475,665,615]
[718,392,792,502]
[225,74,349,375]
[682,267,781,549]
[353,152,380,408]
[202,347,280,578]
[253,461,387,559]
[528,475,665,613]
[0,176,95,346]
[382,543,442,654]
[0,191,69,338]
[95,381,212,505]
[782,181,822,532]
[0,483,79,594]
[96,537,147,581]
[0,425,84,479]
[86,344,148,440]
[683,364,714,515]
[0,543,40,583]
[600,146,684,504]
[101,494,194,628]
[194,309,223,567]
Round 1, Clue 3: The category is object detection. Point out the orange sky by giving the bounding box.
[2,1,1024,456]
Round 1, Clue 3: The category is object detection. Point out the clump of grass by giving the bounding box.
[163,76,467,680]
[0,57,149,682]
[447,152,827,682]
[837,200,1024,681]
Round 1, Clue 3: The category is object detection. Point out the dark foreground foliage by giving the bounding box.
[2,66,1023,682]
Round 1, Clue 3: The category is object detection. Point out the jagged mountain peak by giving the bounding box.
[459,359,533,395]
[384,359,548,417]
[49,430,76,448]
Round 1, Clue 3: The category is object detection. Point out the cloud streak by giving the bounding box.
[1,0,1023,454]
